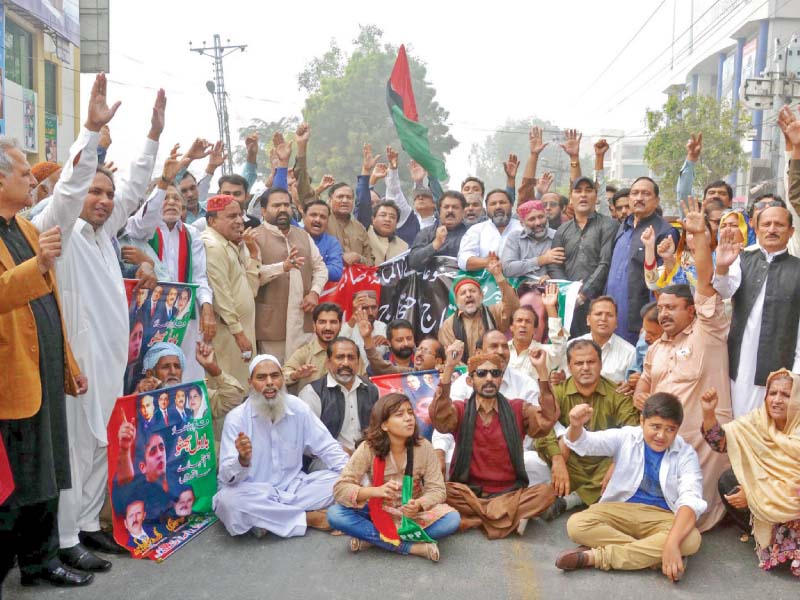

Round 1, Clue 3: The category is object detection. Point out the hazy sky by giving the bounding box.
[85,0,755,183]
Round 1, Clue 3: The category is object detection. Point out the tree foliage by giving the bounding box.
[232,117,300,181]
[296,25,457,187]
[644,94,750,204]
[469,117,566,191]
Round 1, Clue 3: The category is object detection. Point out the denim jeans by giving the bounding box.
[327,504,461,554]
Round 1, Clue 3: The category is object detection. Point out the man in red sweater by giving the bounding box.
[428,341,559,538]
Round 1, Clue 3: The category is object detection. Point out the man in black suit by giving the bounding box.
[173,389,193,424]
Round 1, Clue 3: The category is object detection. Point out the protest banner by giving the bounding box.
[106,381,217,562]
[371,369,439,440]
[328,256,579,344]
[124,280,198,394]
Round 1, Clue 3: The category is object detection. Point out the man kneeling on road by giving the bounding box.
[213,355,348,538]
[555,393,705,582]
[429,341,559,539]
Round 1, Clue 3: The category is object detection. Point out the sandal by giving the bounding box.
[426,543,440,563]
[349,538,372,553]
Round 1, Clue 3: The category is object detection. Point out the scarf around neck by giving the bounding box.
[450,391,528,496]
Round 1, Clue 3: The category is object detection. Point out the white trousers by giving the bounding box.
[58,399,108,548]
[213,470,338,538]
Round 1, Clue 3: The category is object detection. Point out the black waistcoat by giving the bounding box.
[728,249,800,386]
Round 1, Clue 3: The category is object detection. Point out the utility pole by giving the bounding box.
[743,36,800,197]
[189,34,247,175]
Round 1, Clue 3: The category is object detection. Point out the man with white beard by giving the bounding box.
[213,355,349,538]
[438,253,520,361]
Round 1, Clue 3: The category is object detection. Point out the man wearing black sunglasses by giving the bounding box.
[429,341,559,539]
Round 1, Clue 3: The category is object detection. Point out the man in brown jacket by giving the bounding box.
[0,136,91,588]
[325,182,375,266]
[252,187,328,362]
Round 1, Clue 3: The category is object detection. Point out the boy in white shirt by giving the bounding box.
[555,393,706,582]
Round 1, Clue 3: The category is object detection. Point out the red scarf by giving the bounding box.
[148,225,192,282]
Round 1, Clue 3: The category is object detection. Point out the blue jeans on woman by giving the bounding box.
[327,504,461,554]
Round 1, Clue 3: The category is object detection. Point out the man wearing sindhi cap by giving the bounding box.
[213,355,349,539]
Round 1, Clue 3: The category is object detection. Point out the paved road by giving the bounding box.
[4,517,798,600]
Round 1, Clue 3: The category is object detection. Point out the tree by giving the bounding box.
[469,117,568,191]
[644,94,750,207]
[232,116,300,180]
[297,25,457,187]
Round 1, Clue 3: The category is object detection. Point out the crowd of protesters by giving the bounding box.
[1,73,799,590]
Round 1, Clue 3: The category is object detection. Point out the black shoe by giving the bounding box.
[59,544,112,572]
[541,496,567,522]
[20,561,94,587]
[79,529,128,554]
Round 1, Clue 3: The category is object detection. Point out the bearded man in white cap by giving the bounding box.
[213,354,349,538]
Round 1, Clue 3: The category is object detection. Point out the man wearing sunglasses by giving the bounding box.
[429,341,559,539]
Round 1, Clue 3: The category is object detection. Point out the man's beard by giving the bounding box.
[457,301,480,316]
[393,347,413,359]
[491,211,510,227]
[524,225,547,240]
[249,387,287,422]
[463,214,481,225]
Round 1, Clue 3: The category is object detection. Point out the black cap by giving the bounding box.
[572,176,595,191]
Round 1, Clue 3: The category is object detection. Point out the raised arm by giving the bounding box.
[125,143,191,240]
[676,133,702,217]
[522,349,560,437]
[32,72,116,235]
[594,139,610,217]
[429,341,465,433]
[105,89,164,234]
[560,129,582,184]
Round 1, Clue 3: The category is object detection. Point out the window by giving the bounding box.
[622,164,650,180]
[5,20,33,89]
[45,61,57,114]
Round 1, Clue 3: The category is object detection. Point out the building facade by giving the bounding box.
[1,1,82,164]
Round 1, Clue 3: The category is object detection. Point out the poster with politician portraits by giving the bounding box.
[107,381,217,561]
[124,280,198,395]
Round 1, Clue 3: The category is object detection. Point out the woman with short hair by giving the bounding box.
[328,393,460,561]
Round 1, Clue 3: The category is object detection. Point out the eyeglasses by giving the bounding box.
[753,200,782,211]
[544,201,560,208]
[472,369,503,378]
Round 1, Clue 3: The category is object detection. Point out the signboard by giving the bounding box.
[44,112,57,161]
[7,1,80,47]
[22,88,36,152]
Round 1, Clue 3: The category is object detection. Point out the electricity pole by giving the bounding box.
[743,36,800,196]
[189,34,247,175]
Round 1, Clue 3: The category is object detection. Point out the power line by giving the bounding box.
[591,0,746,114]
[598,0,785,117]
[577,0,669,98]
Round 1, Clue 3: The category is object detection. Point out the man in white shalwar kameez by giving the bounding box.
[31,77,163,570]
[213,355,348,538]
[713,207,800,418]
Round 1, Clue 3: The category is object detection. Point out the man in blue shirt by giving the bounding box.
[555,393,705,582]
[302,200,343,282]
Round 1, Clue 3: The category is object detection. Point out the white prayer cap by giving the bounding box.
[249,354,282,376]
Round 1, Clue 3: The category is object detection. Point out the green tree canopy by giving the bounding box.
[232,117,300,180]
[644,94,750,207]
[297,25,457,187]
[470,117,554,191]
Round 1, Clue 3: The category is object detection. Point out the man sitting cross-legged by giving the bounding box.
[555,393,705,583]
[429,342,559,539]
[536,339,640,520]
[213,355,349,538]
